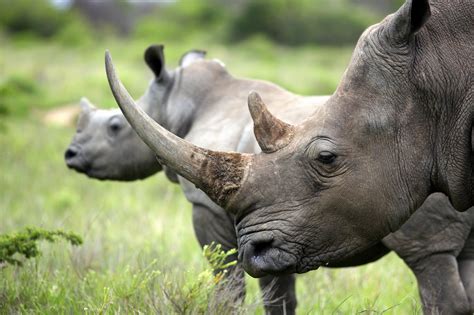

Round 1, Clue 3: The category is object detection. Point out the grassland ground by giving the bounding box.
[1,36,421,314]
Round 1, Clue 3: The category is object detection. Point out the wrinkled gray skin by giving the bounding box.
[106,0,474,313]
[72,48,472,313]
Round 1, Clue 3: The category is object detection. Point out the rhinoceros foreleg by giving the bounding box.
[458,229,474,311]
[411,254,470,314]
[258,274,297,315]
[382,193,472,314]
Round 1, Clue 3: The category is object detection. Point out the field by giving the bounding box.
[0,35,421,314]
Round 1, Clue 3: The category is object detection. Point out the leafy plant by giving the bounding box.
[0,227,82,266]
[203,242,237,282]
[158,242,242,314]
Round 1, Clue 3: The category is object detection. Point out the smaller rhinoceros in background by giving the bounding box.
[67,46,474,314]
[65,97,164,181]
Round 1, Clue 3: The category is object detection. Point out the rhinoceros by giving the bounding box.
[106,0,474,312]
[72,44,472,312]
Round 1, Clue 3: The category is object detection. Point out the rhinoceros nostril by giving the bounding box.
[250,236,274,257]
[65,148,78,160]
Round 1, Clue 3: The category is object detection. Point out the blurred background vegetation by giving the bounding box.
[0,0,404,118]
[1,0,421,313]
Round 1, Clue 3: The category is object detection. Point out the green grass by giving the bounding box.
[0,34,421,313]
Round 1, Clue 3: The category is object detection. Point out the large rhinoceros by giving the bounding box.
[70,45,472,313]
[105,0,474,312]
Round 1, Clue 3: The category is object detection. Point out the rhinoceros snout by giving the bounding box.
[65,147,78,160]
[65,146,89,173]
[238,233,296,278]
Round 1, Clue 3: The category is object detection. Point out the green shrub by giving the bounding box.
[0,227,82,266]
[0,0,98,46]
[0,0,68,38]
[157,243,242,314]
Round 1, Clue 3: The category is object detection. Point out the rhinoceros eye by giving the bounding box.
[107,117,123,136]
[317,151,337,164]
[109,123,121,133]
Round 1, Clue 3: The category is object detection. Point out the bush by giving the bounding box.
[0,0,68,38]
[229,0,381,46]
[157,243,242,314]
[0,227,82,266]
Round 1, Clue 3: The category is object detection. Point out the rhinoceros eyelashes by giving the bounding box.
[247,91,295,153]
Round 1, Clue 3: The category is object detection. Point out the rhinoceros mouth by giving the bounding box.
[243,247,297,278]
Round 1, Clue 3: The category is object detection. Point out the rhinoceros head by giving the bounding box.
[65,45,213,181]
[106,0,473,276]
[65,97,163,180]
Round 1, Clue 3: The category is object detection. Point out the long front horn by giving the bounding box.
[248,92,294,153]
[105,50,248,208]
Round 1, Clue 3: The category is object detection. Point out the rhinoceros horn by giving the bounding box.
[248,92,294,153]
[105,50,249,208]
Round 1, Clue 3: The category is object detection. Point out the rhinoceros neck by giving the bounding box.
[414,0,473,116]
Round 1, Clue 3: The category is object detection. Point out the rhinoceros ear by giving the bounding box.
[144,45,169,81]
[79,97,96,113]
[248,92,294,153]
[386,0,431,45]
[179,50,207,68]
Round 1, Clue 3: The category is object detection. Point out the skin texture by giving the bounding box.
[107,0,474,292]
[72,44,472,312]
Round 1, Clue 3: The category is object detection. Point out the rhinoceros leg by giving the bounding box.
[382,193,472,314]
[411,254,470,314]
[258,274,297,315]
[458,229,474,311]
